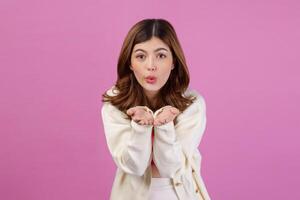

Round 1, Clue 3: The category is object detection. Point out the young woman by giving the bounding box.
[101,18,211,200]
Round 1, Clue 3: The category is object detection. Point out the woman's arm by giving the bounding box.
[153,92,207,178]
[101,103,153,176]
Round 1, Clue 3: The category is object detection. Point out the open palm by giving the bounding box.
[153,106,180,126]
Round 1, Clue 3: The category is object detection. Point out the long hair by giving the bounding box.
[102,18,197,121]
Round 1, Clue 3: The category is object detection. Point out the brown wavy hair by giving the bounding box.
[102,18,196,120]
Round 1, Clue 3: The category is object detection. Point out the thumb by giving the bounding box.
[170,107,179,115]
[126,108,135,116]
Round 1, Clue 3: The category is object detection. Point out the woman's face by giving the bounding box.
[130,36,174,100]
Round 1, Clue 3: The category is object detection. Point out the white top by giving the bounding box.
[101,85,211,200]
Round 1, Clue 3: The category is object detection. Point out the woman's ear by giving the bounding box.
[171,64,174,70]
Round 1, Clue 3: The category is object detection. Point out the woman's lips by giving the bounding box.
[145,76,157,84]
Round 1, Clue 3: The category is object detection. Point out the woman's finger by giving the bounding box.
[163,119,169,124]
[159,118,166,124]
[170,107,179,115]
[151,118,154,124]
[142,119,148,125]
[136,119,142,125]
[127,108,136,116]
[133,116,141,123]
[126,109,132,115]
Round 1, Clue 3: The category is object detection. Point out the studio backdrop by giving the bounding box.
[0,0,299,199]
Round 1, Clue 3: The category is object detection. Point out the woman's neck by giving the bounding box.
[144,90,158,102]
[143,89,164,112]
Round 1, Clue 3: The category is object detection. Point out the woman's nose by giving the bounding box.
[147,65,157,71]
[147,58,157,71]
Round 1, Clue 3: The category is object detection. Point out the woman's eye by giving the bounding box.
[136,55,145,59]
[158,54,166,59]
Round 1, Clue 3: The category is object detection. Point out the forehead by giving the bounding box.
[132,37,170,52]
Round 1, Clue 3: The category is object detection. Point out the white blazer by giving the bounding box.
[101,86,211,200]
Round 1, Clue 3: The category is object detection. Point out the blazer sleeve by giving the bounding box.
[152,92,207,178]
[101,102,153,176]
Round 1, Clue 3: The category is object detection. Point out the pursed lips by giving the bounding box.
[145,76,157,83]
[145,75,157,80]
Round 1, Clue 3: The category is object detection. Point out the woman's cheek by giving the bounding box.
[162,70,172,83]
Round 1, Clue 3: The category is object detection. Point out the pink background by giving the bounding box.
[1,0,299,199]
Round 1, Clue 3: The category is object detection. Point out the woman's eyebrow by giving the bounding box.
[154,48,168,52]
[134,47,169,53]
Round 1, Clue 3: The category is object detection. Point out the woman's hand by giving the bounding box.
[126,106,154,126]
[153,105,180,126]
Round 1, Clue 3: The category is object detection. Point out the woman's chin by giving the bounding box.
[142,85,162,94]
[143,84,161,91]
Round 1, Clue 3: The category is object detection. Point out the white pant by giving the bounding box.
[149,177,179,200]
